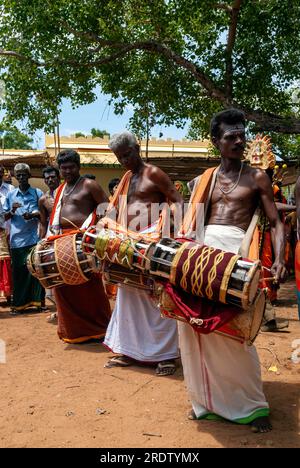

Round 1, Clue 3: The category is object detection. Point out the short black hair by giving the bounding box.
[42,166,60,178]
[83,174,96,180]
[108,178,120,193]
[210,108,246,139]
[57,149,80,167]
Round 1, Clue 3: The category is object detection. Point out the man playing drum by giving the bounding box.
[49,149,111,343]
[179,109,286,432]
[102,131,183,376]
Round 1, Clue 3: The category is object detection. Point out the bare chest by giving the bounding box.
[127,176,164,204]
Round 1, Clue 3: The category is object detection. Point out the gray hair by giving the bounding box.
[108,131,138,152]
[14,163,31,174]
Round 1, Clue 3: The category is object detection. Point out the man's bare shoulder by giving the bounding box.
[144,163,169,182]
[38,193,48,204]
[244,165,270,187]
[82,177,102,191]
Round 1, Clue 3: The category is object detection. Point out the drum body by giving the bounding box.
[82,228,262,311]
[214,290,266,345]
[81,226,154,271]
[103,263,155,292]
[149,238,183,278]
[27,233,100,289]
[225,259,261,309]
[159,288,266,345]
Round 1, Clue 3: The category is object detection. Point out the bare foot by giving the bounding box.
[250,416,272,433]
[188,409,197,420]
[104,355,133,368]
[46,312,57,324]
[156,360,176,376]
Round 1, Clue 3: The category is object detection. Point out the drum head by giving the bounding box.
[248,289,266,345]
[240,260,262,309]
[248,267,261,304]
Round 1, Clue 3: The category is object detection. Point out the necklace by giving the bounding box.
[63,176,82,197]
[216,162,244,195]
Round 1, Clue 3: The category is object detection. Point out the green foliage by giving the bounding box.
[90,128,110,138]
[0,122,34,149]
[1,1,300,158]
[74,132,86,138]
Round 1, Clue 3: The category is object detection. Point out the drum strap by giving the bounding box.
[238,208,261,259]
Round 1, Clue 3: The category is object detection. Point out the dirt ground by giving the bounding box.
[0,280,299,448]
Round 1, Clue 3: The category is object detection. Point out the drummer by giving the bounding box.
[49,149,111,343]
[3,163,44,314]
[179,109,286,432]
[102,131,183,376]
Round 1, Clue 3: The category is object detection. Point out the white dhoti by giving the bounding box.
[178,224,269,423]
[104,286,179,362]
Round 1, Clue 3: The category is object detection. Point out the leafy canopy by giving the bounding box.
[0,122,34,149]
[1,0,300,159]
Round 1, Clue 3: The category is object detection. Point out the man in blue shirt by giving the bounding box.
[4,163,44,314]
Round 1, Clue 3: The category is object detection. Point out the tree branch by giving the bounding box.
[225,0,243,100]
[0,48,40,65]
[214,3,233,13]
[2,38,300,134]
[239,108,300,134]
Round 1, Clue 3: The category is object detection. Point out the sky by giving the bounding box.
[32,91,189,150]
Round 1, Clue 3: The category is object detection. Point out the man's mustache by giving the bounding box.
[233,144,245,151]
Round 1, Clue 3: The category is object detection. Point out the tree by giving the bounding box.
[74,132,86,138]
[90,128,110,138]
[0,123,34,149]
[1,1,300,159]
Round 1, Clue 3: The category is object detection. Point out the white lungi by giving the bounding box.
[178,224,269,422]
[104,285,179,362]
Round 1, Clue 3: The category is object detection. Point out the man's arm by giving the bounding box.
[38,196,48,239]
[275,202,296,212]
[296,176,300,240]
[84,178,109,220]
[255,170,287,282]
[84,178,109,205]
[149,166,183,205]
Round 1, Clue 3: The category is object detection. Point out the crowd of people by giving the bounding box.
[0,108,299,435]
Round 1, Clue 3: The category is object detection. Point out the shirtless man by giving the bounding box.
[103,131,183,376]
[179,109,286,433]
[39,166,60,239]
[49,149,111,343]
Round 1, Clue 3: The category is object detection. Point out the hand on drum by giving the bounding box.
[271,259,288,284]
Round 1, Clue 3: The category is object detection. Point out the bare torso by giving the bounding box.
[60,178,106,229]
[207,165,260,231]
[126,164,168,229]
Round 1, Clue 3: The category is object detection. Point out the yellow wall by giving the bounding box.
[81,166,125,194]
[10,167,125,195]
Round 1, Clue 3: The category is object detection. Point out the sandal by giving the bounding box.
[156,360,176,376]
[104,355,133,368]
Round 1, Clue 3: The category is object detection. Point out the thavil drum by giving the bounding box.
[27,232,100,289]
